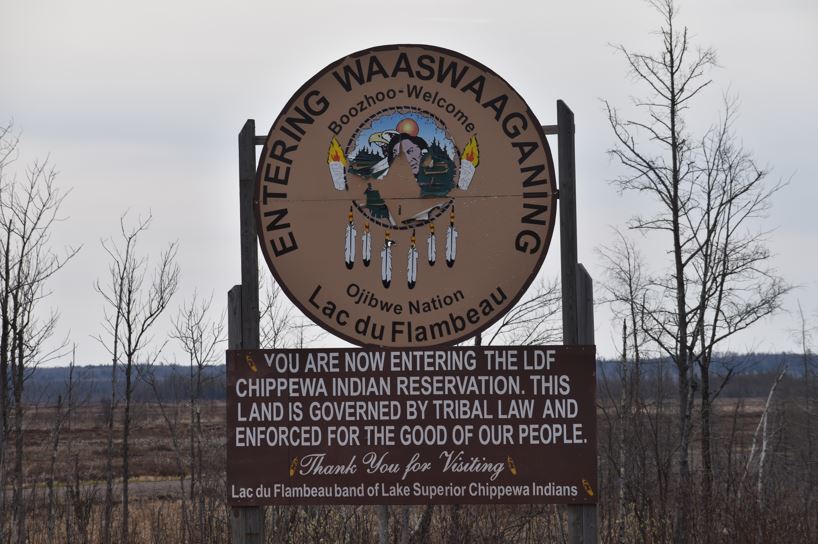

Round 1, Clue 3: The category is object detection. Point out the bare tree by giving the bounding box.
[598,232,650,542]
[794,302,817,534]
[481,277,562,346]
[259,273,323,349]
[739,363,786,509]
[45,347,76,544]
[171,292,224,543]
[95,213,179,542]
[62,345,81,544]
[95,219,131,544]
[690,99,786,534]
[605,1,787,541]
[259,276,294,348]
[0,121,77,543]
[140,365,192,541]
[599,230,649,404]
[0,120,17,544]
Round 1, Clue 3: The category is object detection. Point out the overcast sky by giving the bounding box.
[1,0,816,365]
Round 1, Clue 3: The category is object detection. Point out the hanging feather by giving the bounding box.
[344,207,356,269]
[445,224,457,267]
[427,223,436,266]
[362,222,371,266]
[381,231,394,288]
[445,207,458,268]
[407,230,418,289]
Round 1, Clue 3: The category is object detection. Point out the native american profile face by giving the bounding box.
[392,137,424,174]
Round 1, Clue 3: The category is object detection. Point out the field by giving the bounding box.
[11,384,815,543]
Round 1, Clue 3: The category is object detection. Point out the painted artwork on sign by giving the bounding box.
[329,110,472,287]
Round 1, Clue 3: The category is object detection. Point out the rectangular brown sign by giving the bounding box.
[226,346,596,505]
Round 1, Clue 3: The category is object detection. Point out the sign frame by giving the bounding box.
[254,44,558,349]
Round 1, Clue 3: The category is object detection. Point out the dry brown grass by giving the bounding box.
[9,394,818,543]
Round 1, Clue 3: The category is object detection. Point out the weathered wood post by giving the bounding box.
[555,101,598,544]
[571,264,598,542]
[238,120,260,350]
[229,119,265,544]
[558,101,579,348]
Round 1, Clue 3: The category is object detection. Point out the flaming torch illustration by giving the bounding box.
[457,135,479,190]
[407,229,418,289]
[381,231,394,288]
[445,207,458,268]
[344,207,356,269]
[327,137,347,190]
[362,222,371,267]
[427,223,436,266]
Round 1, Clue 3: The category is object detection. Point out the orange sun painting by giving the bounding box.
[395,117,419,137]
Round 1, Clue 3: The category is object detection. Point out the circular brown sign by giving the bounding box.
[256,44,557,347]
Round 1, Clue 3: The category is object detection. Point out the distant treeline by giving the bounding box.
[24,352,811,404]
[24,364,226,405]
[598,352,813,399]
[601,352,807,376]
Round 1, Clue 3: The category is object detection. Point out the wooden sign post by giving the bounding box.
[554,101,598,544]
[230,120,265,544]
